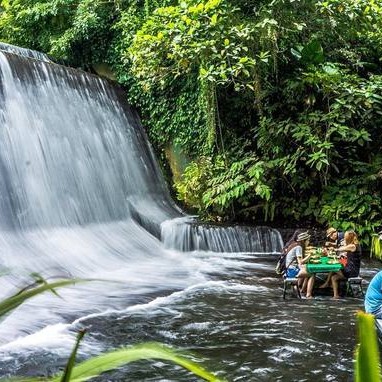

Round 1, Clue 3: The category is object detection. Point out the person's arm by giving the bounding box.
[299,253,312,265]
[296,246,312,265]
[335,243,356,253]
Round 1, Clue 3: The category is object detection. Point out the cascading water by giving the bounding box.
[161,217,282,252]
[0,45,287,379]
[0,42,52,63]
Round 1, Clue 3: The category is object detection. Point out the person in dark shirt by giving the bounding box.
[330,230,361,298]
[320,230,361,296]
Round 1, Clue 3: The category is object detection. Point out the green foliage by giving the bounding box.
[175,152,273,221]
[371,235,382,260]
[127,74,208,156]
[175,157,214,213]
[0,0,122,67]
[203,156,271,213]
[319,156,382,246]
[355,311,381,382]
[1,0,382,243]
[128,0,260,88]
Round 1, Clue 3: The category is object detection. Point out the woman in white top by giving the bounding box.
[285,231,315,298]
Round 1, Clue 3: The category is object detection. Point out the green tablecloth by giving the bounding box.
[306,262,343,273]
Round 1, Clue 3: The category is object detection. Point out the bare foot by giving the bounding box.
[332,295,340,299]
[318,284,328,289]
[306,295,313,299]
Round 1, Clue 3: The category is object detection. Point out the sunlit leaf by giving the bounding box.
[0,278,87,319]
[355,311,381,382]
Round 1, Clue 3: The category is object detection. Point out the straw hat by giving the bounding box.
[326,227,337,238]
[297,232,310,242]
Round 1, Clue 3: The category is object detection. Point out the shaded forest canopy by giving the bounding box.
[1,0,382,244]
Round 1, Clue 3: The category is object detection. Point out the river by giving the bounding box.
[0,244,378,381]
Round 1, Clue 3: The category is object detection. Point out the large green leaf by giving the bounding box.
[12,342,225,382]
[355,311,381,382]
[55,342,225,382]
[300,39,324,65]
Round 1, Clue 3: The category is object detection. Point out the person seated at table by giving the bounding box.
[282,229,305,254]
[320,230,361,298]
[325,227,344,248]
[365,270,382,319]
[284,231,315,298]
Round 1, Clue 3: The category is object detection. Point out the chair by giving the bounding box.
[346,276,365,297]
[283,277,301,299]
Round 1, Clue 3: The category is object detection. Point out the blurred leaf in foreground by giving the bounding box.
[11,342,225,382]
[0,277,85,319]
[355,311,381,382]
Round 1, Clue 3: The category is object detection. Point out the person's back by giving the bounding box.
[365,271,382,318]
[285,243,301,270]
[343,243,361,278]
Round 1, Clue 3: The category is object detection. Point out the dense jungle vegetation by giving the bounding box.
[0,0,382,244]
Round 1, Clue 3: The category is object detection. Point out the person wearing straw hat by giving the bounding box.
[325,227,344,248]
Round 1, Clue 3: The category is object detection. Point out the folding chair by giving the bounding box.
[346,276,365,297]
[283,277,301,299]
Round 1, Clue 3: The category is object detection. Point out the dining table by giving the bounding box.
[306,256,343,274]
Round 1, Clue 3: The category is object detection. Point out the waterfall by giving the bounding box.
[161,217,282,253]
[0,42,52,62]
[0,44,282,252]
[0,50,180,230]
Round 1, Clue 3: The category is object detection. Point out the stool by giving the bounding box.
[283,277,301,299]
[346,277,364,297]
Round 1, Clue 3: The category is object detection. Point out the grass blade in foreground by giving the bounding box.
[61,329,87,382]
[355,311,381,382]
[0,278,85,319]
[48,342,226,382]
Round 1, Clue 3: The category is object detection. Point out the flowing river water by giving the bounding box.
[0,43,379,381]
[0,248,378,381]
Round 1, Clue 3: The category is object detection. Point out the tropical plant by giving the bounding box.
[355,311,381,382]
[371,235,382,260]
